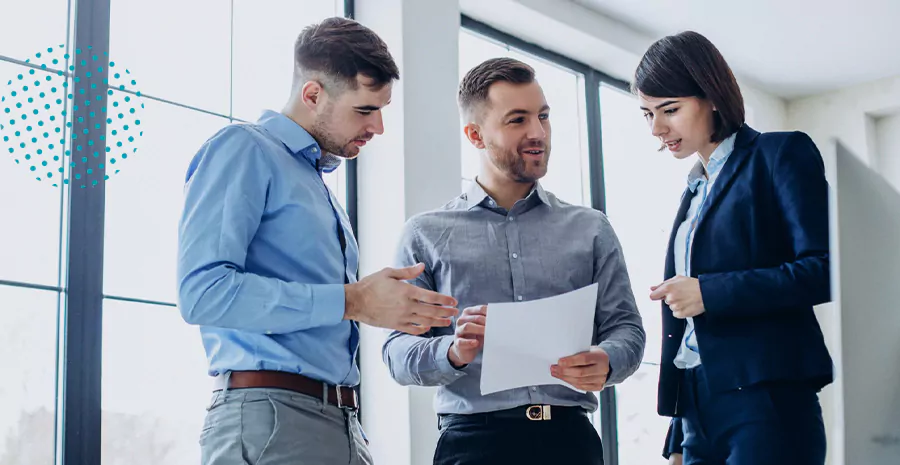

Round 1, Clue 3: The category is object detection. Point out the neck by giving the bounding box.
[281,96,320,144]
[476,173,534,211]
[696,140,721,175]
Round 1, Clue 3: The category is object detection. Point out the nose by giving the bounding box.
[527,117,547,141]
[650,115,666,138]
[369,112,385,136]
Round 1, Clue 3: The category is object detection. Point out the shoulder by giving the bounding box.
[543,190,613,230]
[186,124,273,182]
[753,130,820,162]
[406,195,468,230]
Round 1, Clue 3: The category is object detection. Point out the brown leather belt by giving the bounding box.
[217,371,358,409]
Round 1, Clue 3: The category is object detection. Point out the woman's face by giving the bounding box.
[638,93,717,160]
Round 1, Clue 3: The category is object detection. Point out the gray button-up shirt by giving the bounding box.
[382,181,645,415]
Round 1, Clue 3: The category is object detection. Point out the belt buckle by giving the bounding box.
[526,405,551,421]
[335,385,358,410]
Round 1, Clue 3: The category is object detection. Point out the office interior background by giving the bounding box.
[1,0,898,464]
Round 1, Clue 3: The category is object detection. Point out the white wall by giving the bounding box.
[787,75,900,171]
[354,1,461,465]
[786,74,900,465]
[874,112,900,192]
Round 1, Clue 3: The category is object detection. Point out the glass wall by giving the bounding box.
[0,1,347,462]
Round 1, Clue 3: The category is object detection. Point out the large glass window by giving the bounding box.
[99,2,346,463]
[2,1,348,462]
[600,84,687,464]
[0,287,60,465]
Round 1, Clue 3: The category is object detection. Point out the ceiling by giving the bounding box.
[573,0,900,99]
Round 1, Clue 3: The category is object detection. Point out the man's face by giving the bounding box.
[311,74,392,159]
[467,81,551,183]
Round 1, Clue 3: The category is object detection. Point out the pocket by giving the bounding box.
[240,395,281,465]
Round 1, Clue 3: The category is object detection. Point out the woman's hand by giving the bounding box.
[650,276,705,319]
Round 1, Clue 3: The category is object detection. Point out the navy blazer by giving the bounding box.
[657,125,834,422]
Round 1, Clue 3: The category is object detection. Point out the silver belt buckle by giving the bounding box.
[526,405,551,420]
[335,385,358,409]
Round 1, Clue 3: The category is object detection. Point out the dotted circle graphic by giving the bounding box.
[0,44,144,188]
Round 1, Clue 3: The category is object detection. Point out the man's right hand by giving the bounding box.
[344,263,458,335]
[669,453,683,465]
[448,305,487,368]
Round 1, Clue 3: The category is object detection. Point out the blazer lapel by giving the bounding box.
[664,187,694,280]
[694,125,761,232]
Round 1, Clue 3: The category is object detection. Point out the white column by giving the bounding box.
[353,1,462,464]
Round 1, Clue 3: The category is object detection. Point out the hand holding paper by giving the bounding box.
[448,305,487,368]
[479,283,599,395]
[551,347,610,392]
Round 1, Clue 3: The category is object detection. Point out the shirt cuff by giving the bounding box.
[597,341,627,386]
[435,336,468,383]
[309,284,346,328]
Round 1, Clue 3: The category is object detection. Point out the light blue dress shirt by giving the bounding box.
[672,132,737,369]
[177,110,360,387]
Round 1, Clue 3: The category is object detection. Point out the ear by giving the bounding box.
[300,80,324,111]
[463,122,485,149]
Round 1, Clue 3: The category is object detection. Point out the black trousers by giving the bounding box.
[681,365,826,465]
[433,406,603,465]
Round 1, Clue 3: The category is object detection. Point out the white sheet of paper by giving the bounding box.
[479,283,598,396]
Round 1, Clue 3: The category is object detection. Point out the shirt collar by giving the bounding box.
[463,178,551,211]
[257,110,342,173]
[687,131,738,193]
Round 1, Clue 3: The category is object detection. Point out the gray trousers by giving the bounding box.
[200,387,372,465]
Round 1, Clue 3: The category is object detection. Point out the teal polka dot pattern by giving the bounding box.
[0,44,144,188]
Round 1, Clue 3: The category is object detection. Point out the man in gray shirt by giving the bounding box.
[382,57,646,465]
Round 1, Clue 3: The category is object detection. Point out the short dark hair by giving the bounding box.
[458,57,535,120]
[294,17,399,91]
[632,31,744,143]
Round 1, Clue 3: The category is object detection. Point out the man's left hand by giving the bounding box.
[551,347,609,391]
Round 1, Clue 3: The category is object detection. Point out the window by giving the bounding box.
[0,287,59,465]
[600,84,687,464]
[99,2,347,462]
[1,1,350,462]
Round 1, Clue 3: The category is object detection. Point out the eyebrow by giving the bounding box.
[354,105,382,112]
[502,105,551,119]
[639,100,679,111]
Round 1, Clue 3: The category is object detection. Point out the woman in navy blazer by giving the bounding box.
[633,31,834,465]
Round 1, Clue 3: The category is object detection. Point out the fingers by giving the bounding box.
[649,283,668,301]
[455,321,485,337]
[410,286,458,308]
[551,373,607,391]
[409,301,459,319]
[457,315,486,327]
[462,305,487,316]
[453,338,480,349]
[386,263,425,280]
[551,363,607,379]
[408,313,451,328]
[557,351,592,367]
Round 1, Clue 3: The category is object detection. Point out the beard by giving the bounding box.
[486,141,550,183]
[310,102,371,159]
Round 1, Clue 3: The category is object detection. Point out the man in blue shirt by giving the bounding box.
[177,17,457,465]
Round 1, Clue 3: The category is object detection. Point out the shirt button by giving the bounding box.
[488,200,495,206]
[531,386,537,392]
[266,331,272,335]
[512,253,519,259]
[517,295,524,301]
[508,216,515,221]
[311,147,318,153]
